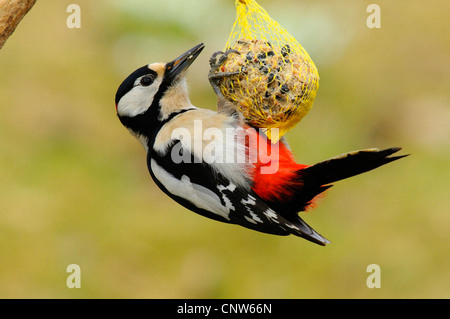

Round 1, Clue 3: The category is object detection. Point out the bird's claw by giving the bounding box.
[209,49,240,69]
[208,49,241,94]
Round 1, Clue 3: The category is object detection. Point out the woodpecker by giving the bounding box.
[115,43,406,246]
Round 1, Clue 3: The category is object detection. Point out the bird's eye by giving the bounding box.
[140,75,154,87]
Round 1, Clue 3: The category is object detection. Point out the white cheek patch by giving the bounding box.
[117,76,162,117]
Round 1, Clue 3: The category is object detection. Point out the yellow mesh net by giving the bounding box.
[215,0,319,142]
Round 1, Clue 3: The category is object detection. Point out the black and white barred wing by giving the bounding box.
[215,179,330,245]
[148,139,330,246]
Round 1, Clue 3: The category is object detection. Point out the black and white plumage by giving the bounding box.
[115,43,407,246]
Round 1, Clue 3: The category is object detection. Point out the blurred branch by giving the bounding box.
[0,0,37,49]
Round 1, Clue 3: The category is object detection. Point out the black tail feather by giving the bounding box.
[264,147,407,245]
[301,147,408,186]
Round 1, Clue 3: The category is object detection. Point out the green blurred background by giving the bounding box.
[0,0,449,298]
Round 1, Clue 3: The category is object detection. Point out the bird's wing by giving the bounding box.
[148,139,330,246]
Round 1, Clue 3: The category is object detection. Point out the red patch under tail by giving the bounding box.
[245,128,308,203]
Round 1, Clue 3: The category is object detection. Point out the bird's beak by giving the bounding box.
[165,43,205,82]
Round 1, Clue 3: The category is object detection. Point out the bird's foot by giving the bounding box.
[209,49,240,69]
[208,49,241,94]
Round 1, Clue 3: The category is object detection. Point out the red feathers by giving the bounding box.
[245,127,308,202]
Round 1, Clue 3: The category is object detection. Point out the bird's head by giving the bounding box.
[115,43,204,140]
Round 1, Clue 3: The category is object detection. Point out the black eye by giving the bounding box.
[140,75,154,87]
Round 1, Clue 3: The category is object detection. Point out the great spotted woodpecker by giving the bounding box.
[115,43,406,246]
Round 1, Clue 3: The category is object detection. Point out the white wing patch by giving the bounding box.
[217,183,236,192]
[263,208,300,231]
[150,159,231,220]
[217,183,237,212]
[264,209,280,224]
[244,212,263,224]
[241,195,263,224]
[241,196,256,206]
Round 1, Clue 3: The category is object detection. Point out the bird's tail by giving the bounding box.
[254,147,407,245]
[265,147,407,213]
[295,147,408,209]
[301,147,408,186]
